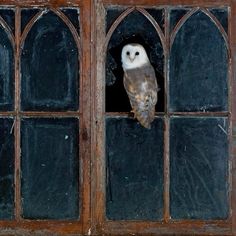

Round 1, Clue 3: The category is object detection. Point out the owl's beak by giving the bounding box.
[129,55,135,62]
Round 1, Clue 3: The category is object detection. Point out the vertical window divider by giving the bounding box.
[14,6,21,221]
[80,2,92,233]
[163,6,170,223]
[92,1,106,233]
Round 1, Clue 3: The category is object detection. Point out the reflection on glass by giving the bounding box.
[106,117,164,220]
[0,24,14,111]
[21,118,79,219]
[170,117,228,219]
[21,11,79,111]
[170,11,228,112]
[0,118,14,219]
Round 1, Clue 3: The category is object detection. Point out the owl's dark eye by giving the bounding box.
[126,51,130,56]
[135,51,140,56]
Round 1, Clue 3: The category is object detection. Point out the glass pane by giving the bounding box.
[106,10,164,112]
[169,11,228,112]
[0,118,14,219]
[106,117,163,220]
[0,9,15,33]
[21,11,79,111]
[210,8,228,33]
[170,8,189,32]
[21,9,40,32]
[170,117,228,219]
[21,118,79,219]
[145,8,164,33]
[0,25,14,111]
[106,8,125,33]
[61,8,80,34]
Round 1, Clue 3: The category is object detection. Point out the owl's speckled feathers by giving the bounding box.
[121,43,159,129]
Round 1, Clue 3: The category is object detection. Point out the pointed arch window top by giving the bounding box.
[0,19,14,111]
[105,7,165,52]
[21,10,80,111]
[169,9,228,112]
[21,9,80,51]
[105,8,165,112]
[170,8,228,50]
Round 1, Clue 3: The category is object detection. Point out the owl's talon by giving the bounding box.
[129,110,136,118]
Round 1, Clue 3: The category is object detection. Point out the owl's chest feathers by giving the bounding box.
[124,65,155,91]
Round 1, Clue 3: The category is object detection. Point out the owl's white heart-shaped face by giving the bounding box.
[121,43,149,70]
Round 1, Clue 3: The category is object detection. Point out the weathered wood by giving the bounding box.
[0,0,82,7]
[93,0,235,235]
[79,0,92,234]
[0,0,234,235]
[0,0,90,235]
[102,0,231,7]
[14,6,21,221]
[102,220,232,235]
[91,1,106,234]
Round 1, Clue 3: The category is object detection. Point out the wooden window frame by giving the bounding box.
[92,0,236,235]
[0,0,235,235]
[0,0,91,235]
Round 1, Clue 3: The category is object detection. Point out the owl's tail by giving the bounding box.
[134,107,155,129]
[129,90,157,129]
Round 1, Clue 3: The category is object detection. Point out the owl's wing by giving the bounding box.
[123,64,158,129]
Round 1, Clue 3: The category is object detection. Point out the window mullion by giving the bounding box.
[14,6,21,221]
[163,7,170,222]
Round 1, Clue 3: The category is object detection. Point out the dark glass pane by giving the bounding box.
[106,10,164,112]
[170,11,228,112]
[0,119,14,219]
[21,11,79,111]
[106,8,125,33]
[61,8,80,34]
[0,25,14,111]
[170,117,228,219]
[0,9,15,33]
[21,118,79,219]
[210,8,228,34]
[106,117,163,220]
[145,8,164,33]
[170,8,189,32]
[21,9,40,32]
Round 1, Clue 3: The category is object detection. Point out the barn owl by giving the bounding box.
[121,43,159,129]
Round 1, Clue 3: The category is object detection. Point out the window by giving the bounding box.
[0,0,235,235]
[0,1,90,235]
[94,1,235,235]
